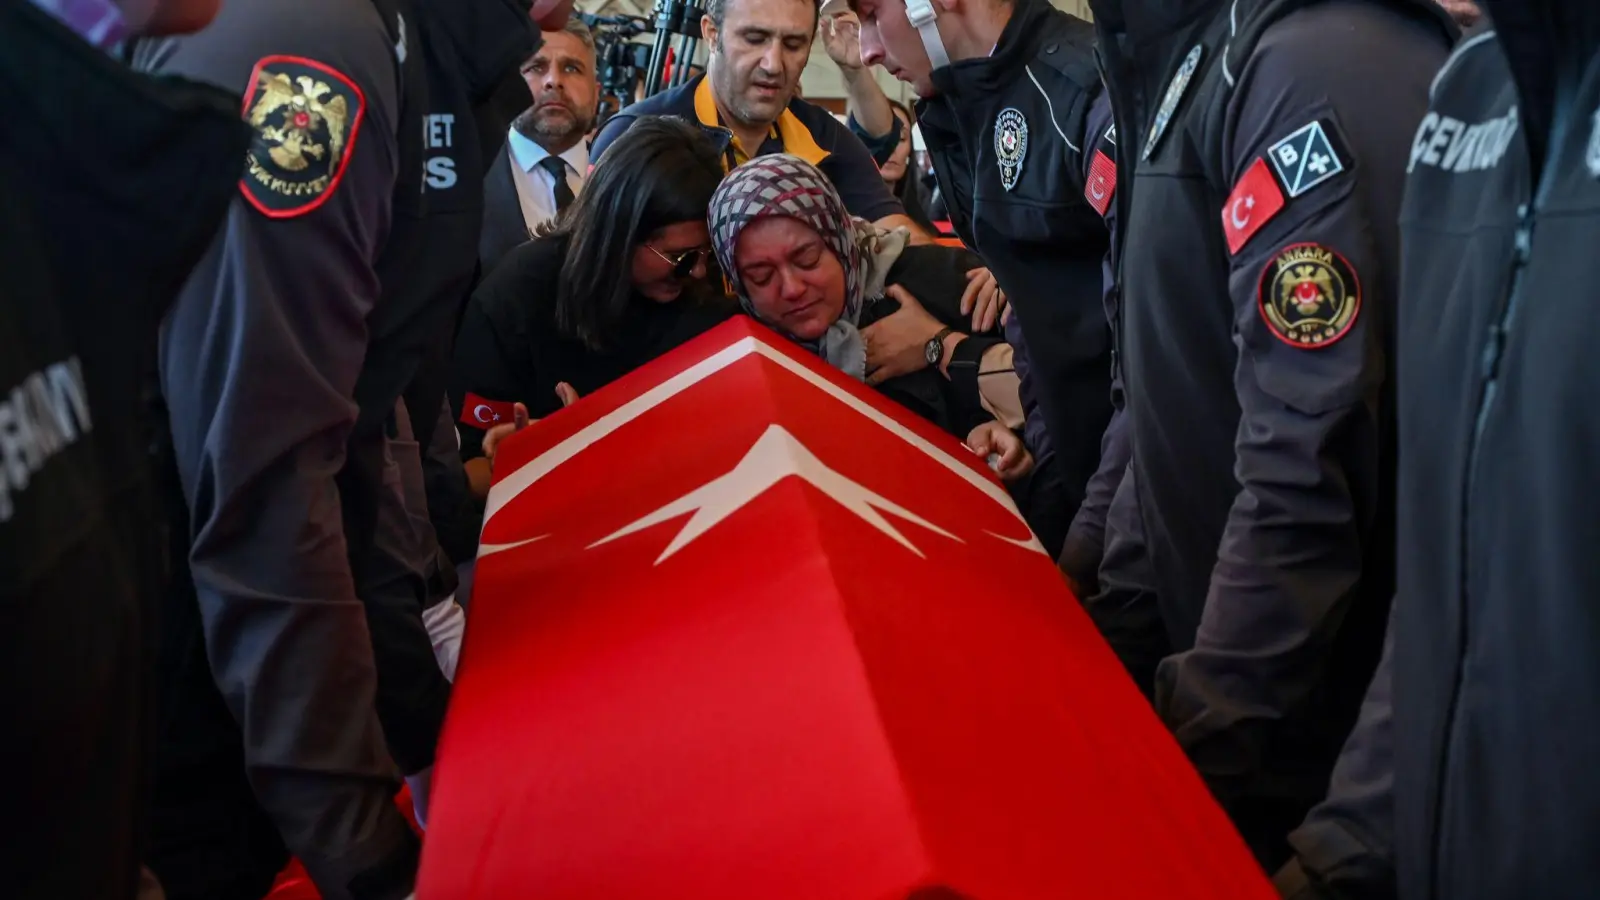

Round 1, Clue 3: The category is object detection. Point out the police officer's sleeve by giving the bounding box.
[1060,89,1124,591]
[143,10,419,899]
[1276,618,1396,899]
[818,114,906,222]
[1153,24,1408,815]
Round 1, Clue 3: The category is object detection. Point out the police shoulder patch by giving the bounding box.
[1257,242,1361,349]
[1266,120,1344,198]
[240,56,366,219]
[994,107,1028,192]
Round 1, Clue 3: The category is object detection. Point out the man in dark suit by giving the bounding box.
[481,17,599,275]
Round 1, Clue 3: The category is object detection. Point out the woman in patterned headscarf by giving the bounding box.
[710,153,873,379]
[709,154,1033,482]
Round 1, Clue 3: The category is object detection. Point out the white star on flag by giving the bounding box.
[589,424,961,564]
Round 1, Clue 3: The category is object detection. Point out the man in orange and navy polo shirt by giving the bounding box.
[591,0,922,237]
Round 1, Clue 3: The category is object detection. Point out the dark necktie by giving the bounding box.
[537,156,575,215]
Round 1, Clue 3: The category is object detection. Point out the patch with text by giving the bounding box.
[239,56,365,218]
[1257,243,1361,349]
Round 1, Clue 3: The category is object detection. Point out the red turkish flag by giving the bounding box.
[458,392,515,430]
[1222,156,1287,256]
[419,317,1272,899]
[1085,148,1117,216]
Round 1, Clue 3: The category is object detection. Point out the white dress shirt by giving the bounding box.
[506,126,589,235]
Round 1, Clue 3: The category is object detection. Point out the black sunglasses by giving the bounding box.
[648,244,711,278]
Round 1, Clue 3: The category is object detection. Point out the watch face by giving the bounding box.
[924,339,941,367]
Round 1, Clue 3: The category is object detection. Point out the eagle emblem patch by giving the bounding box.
[240,56,365,218]
[1258,243,1361,349]
[994,108,1028,192]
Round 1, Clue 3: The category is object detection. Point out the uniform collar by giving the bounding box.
[506,126,589,175]
[1088,0,1220,54]
[691,74,830,167]
[928,0,1051,98]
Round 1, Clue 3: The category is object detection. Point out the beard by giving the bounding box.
[512,101,593,146]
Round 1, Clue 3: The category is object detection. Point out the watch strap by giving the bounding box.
[926,326,956,364]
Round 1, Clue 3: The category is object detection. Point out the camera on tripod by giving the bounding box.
[579,0,711,124]
[578,12,652,124]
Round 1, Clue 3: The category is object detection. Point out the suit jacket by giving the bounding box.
[479,146,530,279]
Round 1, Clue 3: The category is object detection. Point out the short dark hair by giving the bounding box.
[543,116,724,350]
[706,0,822,34]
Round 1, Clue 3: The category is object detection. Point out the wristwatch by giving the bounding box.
[924,326,955,367]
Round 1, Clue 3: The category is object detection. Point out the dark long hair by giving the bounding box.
[542,116,724,349]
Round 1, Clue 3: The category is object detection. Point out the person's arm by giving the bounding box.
[819,11,897,154]
[1059,88,1123,593]
[143,15,418,899]
[1153,33,1402,827]
[450,258,540,499]
[818,113,929,242]
[1275,618,1397,899]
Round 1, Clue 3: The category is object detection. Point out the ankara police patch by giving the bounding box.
[1257,243,1361,349]
[239,56,365,218]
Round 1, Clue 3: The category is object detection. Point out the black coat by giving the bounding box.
[1286,7,1600,899]
[1089,0,1453,869]
[0,5,247,897]
[915,0,1113,523]
[451,236,733,461]
[861,244,1001,440]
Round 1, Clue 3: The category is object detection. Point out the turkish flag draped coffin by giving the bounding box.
[419,317,1273,899]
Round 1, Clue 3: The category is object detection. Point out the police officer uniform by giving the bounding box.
[1086,0,1454,868]
[1056,90,1126,591]
[131,0,538,897]
[0,3,249,896]
[912,0,1113,539]
[1282,6,1600,897]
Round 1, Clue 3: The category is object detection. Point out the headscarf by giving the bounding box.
[710,154,868,379]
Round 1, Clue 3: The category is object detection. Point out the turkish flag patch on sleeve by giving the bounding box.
[1222,157,1286,255]
[460,393,516,430]
[239,56,366,219]
[1085,149,1117,216]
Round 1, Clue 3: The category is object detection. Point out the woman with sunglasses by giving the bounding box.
[450,116,729,498]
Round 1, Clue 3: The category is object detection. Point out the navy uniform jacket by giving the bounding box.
[1057,90,1126,592]
[1087,0,1453,869]
[1282,6,1600,898]
[132,0,536,897]
[914,0,1113,538]
[591,74,903,223]
[0,3,248,896]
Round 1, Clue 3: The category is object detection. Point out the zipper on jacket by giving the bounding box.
[1095,42,1136,395]
[1431,197,1535,897]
